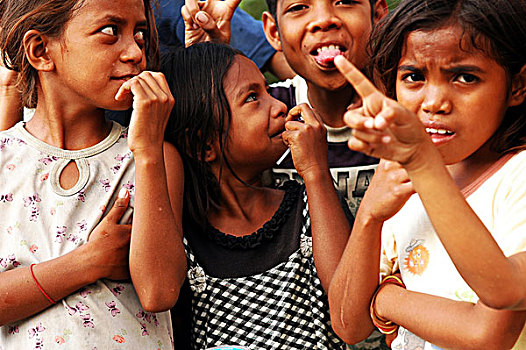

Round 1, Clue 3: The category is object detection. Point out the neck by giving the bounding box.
[25,87,111,150]
[208,168,284,236]
[446,142,502,190]
[306,82,356,128]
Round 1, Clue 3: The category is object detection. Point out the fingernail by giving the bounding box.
[196,12,208,23]
[118,188,128,199]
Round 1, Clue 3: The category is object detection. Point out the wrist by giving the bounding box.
[401,139,441,174]
[301,166,331,185]
[131,147,164,165]
[355,203,387,228]
[370,275,406,333]
[71,243,105,284]
[0,84,19,95]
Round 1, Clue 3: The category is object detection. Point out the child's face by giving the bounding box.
[221,55,288,171]
[396,24,516,165]
[46,0,147,111]
[266,0,386,91]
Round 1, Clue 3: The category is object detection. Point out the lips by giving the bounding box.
[270,128,285,139]
[311,44,347,68]
[111,74,138,82]
[425,126,455,144]
[270,122,287,139]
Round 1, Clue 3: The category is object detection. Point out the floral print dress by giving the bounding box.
[0,122,173,349]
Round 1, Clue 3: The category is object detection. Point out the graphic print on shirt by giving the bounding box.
[392,328,425,350]
[273,164,376,216]
[403,239,430,275]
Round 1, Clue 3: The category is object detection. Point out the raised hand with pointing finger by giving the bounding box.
[333,55,432,169]
[181,0,242,47]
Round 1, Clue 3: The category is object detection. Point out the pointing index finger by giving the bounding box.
[334,55,379,101]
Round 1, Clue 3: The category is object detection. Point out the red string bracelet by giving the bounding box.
[29,264,57,305]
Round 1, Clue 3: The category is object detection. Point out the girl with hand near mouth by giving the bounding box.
[164,42,351,349]
[329,0,526,349]
[0,0,185,348]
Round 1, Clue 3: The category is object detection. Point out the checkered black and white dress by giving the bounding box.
[183,190,346,350]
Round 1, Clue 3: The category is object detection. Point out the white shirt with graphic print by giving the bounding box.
[380,150,526,350]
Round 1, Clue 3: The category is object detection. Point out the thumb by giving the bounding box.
[195,11,223,41]
[106,188,130,223]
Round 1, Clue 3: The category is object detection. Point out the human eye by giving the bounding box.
[285,3,308,13]
[245,92,258,103]
[456,73,479,84]
[335,0,358,5]
[134,29,147,46]
[100,25,118,36]
[401,72,425,83]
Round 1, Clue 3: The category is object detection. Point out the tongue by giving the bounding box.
[314,48,342,66]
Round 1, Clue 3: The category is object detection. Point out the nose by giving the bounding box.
[421,84,452,115]
[272,98,288,119]
[306,3,342,33]
[120,36,144,65]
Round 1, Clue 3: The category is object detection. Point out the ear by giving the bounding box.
[372,0,388,24]
[203,142,218,163]
[262,11,282,52]
[23,29,55,72]
[509,64,526,107]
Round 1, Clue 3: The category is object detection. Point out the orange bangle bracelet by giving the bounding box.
[370,274,406,334]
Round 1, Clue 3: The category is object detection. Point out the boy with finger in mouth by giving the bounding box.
[263,0,386,221]
[262,1,389,349]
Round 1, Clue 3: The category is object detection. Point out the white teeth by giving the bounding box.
[317,45,341,53]
[426,128,452,135]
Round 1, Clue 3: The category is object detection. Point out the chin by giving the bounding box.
[314,76,348,92]
[104,98,133,111]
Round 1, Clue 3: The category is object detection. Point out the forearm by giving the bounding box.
[328,208,383,344]
[405,143,523,309]
[130,149,185,312]
[0,246,99,326]
[303,170,350,291]
[377,284,526,350]
[0,84,23,131]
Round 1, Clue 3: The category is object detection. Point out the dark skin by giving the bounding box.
[328,34,526,347]
[182,0,295,80]
[0,0,186,325]
[0,58,23,131]
[205,56,350,290]
[182,0,387,126]
[262,0,388,127]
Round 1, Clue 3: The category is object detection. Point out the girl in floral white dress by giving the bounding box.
[0,0,185,348]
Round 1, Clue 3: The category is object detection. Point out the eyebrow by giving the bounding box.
[97,15,148,27]
[443,66,484,74]
[398,64,484,74]
[398,65,420,72]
